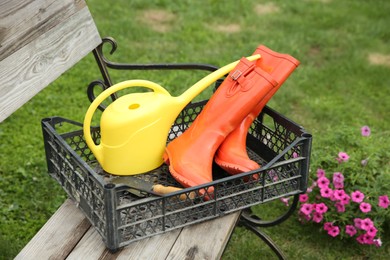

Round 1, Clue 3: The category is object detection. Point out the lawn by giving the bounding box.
[1,0,389,259]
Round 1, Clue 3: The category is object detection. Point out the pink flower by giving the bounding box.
[356,233,375,245]
[306,182,316,193]
[361,218,374,231]
[340,194,351,205]
[332,172,344,189]
[329,193,338,202]
[327,226,340,237]
[354,218,363,229]
[356,235,365,244]
[312,212,323,223]
[300,212,312,221]
[345,225,357,237]
[320,187,333,198]
[337,152,350,163]
[280,197,290,206]
[333,181,344,189]
[333,172,344,183]
[378,195,389,208]
[317,176,330,189]
[360,202,372,213]
[367,226,378,237]
[335,202,345,212]
[316,168,325,178]
[315,203,328,214]
[361,126,371,137]
[374,238,382,247]
[362,234,375,245]
[293,152,299,158]
[351,190,365,203]
[299,194,309,203]
[300,203,313,215]
[323,222,333,231]
[333,189,346,200]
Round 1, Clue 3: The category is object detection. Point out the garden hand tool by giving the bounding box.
[163,57,278,197]
[83,55,261,176]
[110,176,196,200]
[214,45,300,175]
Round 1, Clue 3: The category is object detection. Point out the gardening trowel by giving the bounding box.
[110,176,196,200]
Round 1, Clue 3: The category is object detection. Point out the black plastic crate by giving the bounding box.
[41,100,311,251]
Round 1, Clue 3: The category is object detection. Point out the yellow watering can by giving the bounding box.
[83,54,261,175]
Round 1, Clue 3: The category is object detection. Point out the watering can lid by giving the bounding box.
[104,91,174,119]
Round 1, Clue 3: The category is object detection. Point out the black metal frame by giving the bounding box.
[87,37,219,111]
[85,37,307,259]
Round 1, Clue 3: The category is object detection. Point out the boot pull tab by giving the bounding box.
[225,58,257,97]
[228,63,257,95]
[227,71,251,97]
[230,70,242,80]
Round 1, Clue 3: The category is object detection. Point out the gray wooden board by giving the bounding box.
[165,213,240,260]
[0,0,101,122]
[67,224,182,260]
[17,199,240,260]
[0,0,88,61]
[15,199,91,260]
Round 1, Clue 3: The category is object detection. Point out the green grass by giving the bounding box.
[1,0,390,259]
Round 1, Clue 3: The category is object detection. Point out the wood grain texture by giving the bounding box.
[0,4,101,122]
[166,212,241,260]
[0,0,86,61]
[113,229,181,260]
[68,225,182,260]
[15,199,91,260]
[19,199,240,260]
[66,228,108,260]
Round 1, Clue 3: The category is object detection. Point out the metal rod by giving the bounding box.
[240,194,299,227]
[239,218,287,260]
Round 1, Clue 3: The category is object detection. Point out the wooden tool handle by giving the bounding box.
[152,184,196,200]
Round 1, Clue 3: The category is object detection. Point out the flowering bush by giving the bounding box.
[296,125,389,247]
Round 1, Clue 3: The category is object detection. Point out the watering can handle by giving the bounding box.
[83,80,170,160]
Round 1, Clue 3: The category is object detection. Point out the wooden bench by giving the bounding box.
[0,0,310,259]
[16,199,240,259]
[1,0,241,259]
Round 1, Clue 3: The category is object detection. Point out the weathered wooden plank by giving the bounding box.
[0,0,86,61]
[166,212,241,260]
[65,228,107,260]
[15,199,91,260]
[18,199,239,259]
[113,229,181,260]
[67,213,240,260]
[67,224,182,260]
[0,5,101,122]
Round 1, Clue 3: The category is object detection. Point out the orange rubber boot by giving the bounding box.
[163,57,278,197]
[214,45,300,175]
